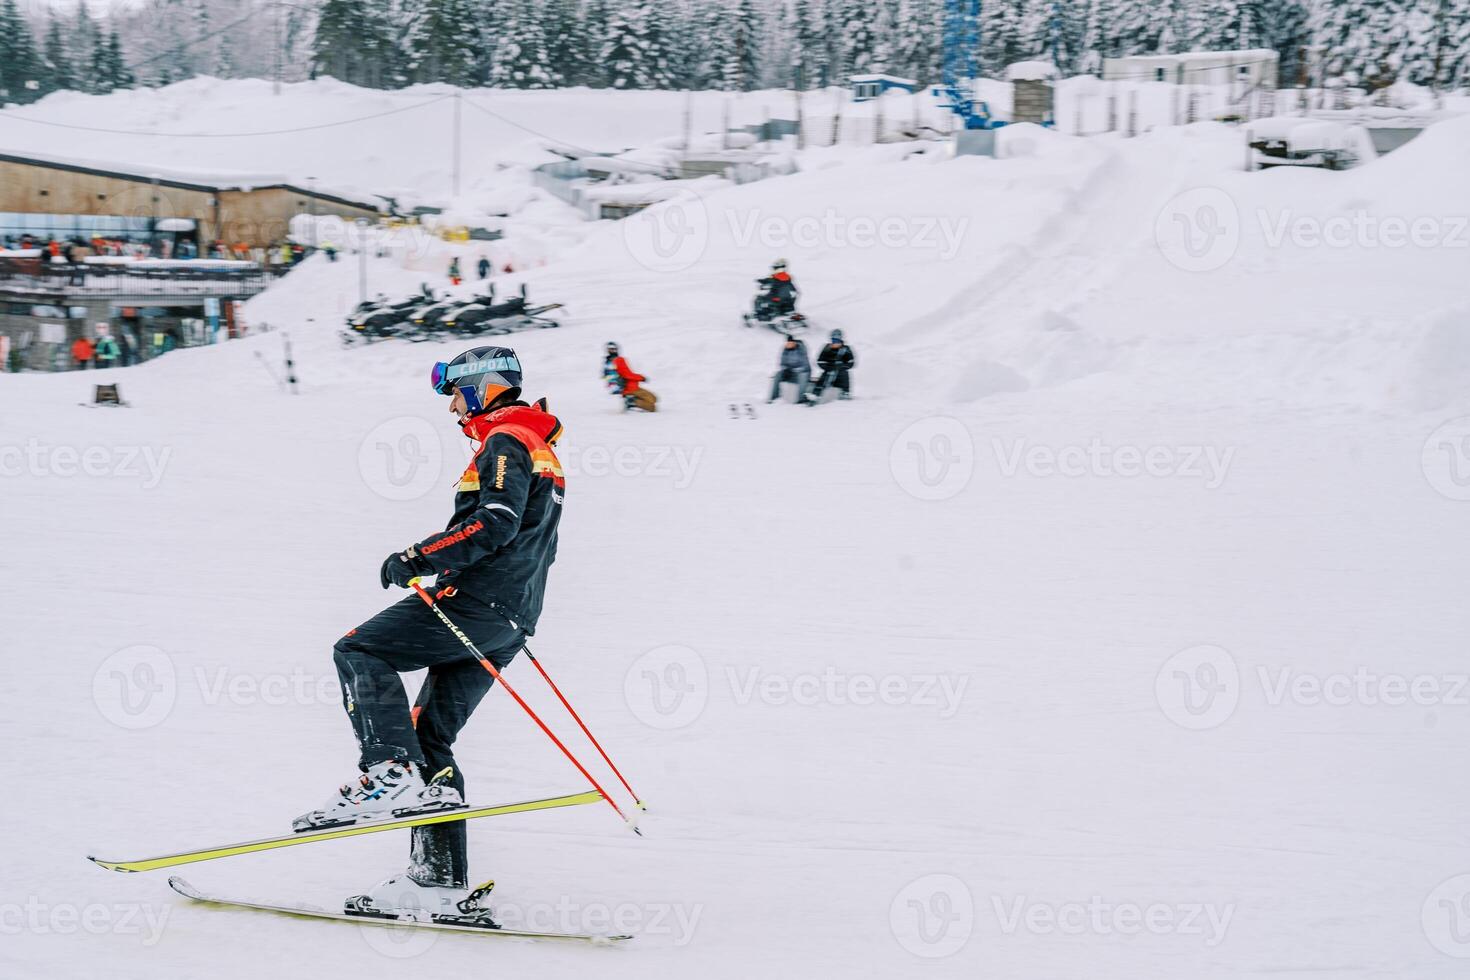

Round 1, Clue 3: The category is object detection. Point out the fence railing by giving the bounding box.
[0,258,278,297]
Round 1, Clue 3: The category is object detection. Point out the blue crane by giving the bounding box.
[936,0,999,130]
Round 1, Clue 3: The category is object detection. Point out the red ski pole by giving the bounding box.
[410,582,640,835]
[523,645,646,810]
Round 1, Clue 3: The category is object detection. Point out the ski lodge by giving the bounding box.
[0,151,381,250]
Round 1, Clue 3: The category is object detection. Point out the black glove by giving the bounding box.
[379,547,431,589]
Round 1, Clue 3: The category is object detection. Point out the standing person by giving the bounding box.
[603,342,657,412]
[769,334,812,404]
[810,329,856,402]
[119,331,136,367]
[476,254,491,280]
[70,335,95,371]
[94,332,121,370]
[294,346,566,919]
[448,257,462,286]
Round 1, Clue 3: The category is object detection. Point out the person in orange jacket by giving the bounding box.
[603,342,657,412]
[70,335,95,370]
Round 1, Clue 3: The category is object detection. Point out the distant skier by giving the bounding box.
[295,345,565,921]
[603,341,657,412]
[476,254,491,280]
[448,257,462,286]
[809,329,855,402]
[769,334,813,404]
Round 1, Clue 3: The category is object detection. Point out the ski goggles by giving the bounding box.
[431,353,522,395]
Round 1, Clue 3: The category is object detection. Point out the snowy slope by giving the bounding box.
[4,94,1470,980]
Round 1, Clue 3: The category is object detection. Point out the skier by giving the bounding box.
[769,334,813,404]
[448,257,462,286]
[603,342,657,412]
[476,254,491,280]
[753,259,799,321]
[295,345,566,920]
[809,329,856,402]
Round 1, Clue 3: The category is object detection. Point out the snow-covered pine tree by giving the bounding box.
[313,0,398,87]
[41,16,74,94]
[72,3,103,93]
[981,0,1025,71]
[888,0,940,83]
[787,0,825,87]
[490,0,561,87]
[405,0,482,85]
[1248,0,1308,85]
[716,0,760,90]
[102,29,136,91]
[835,0,877,74]
[0,0,43,103]
[661,0,704,88]
[1446,0,1470,87]
[601,0,674,88]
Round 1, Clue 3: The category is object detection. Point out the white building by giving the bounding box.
[1102,49,1279,89]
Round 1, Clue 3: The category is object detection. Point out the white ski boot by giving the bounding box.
[292,760,463,832]
[345,874,497,924]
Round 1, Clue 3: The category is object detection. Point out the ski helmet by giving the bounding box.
[606,341,620,356]
[772,258,788,271]
[830,328,843,342]
[432,346,522,414]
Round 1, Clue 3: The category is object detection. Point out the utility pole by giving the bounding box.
[356,218,368,305]
[273,0,283,96]
[452,92,462,198]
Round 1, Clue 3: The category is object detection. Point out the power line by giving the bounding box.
[0,92,455,137]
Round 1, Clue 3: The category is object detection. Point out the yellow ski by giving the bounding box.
[88,790,602,874]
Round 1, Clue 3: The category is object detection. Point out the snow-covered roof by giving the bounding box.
[1006,61,1060,81]
[0,148,381,210]
[1108,49,1279,65]
[849,74,918,87]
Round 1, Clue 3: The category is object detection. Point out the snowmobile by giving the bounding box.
[742,280,809,333]
[418,284,561,341]
[341,285,437,345]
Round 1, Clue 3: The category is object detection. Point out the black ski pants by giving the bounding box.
[334,589,525,888]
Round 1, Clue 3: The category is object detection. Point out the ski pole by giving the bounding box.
[410,582,640,836]
[523,644,646,810]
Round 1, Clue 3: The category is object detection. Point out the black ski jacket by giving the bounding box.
[818,343,855,372]
[411,402,565,632]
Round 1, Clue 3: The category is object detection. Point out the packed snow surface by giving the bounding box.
[4,82,1470,979]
